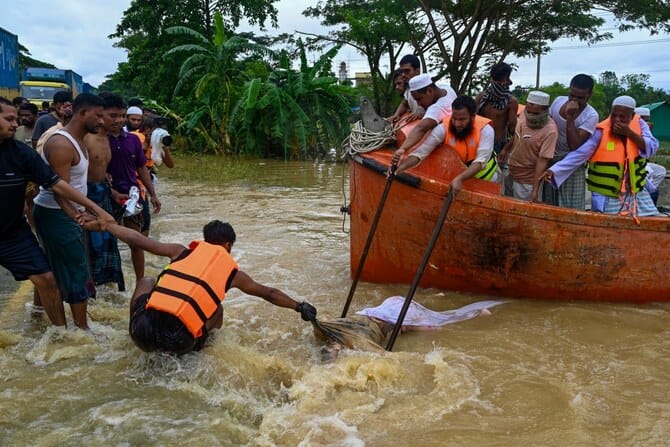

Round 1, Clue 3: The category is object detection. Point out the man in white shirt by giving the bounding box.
[546,74,599,209]
[392,73,457,165]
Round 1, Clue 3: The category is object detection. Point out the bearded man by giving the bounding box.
[544,96,660,217]
[396,95,499,192]
[498,91,558,202]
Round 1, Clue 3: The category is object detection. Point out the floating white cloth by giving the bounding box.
[356,296,505,327]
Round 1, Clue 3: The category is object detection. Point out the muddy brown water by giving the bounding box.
[1,160,669,446]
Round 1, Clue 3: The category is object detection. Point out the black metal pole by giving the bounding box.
[341,162,397,318]
[385,188,457,351]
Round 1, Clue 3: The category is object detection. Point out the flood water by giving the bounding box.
[1,159,670,446]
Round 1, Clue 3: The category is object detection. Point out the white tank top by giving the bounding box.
[34,129,89,210]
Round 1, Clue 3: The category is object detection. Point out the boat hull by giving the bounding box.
[349,147,670,302]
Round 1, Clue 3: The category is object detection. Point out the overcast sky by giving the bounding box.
[3,0,670,92]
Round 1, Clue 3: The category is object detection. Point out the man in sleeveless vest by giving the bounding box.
[106,220,318,354]
[545,96,660,217]
[33,93,112,329]
[396,95,499,192]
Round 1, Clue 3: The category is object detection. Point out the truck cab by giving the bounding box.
[20,80,71,107]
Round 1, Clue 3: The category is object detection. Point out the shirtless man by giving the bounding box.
[476,62,518,155]
[84,106,125,291]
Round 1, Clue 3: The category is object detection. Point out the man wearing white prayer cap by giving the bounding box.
[391,72,457,167]
[545,96,661,217]
[126,105,144,132]
[498,90,558,202]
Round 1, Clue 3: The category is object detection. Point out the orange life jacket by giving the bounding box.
[586,116,646,197]
[441,115,497,180]
[146,240,239,338]
[442,115,492,163]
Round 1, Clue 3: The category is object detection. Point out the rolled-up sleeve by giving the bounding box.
[410,125,445,164]
[639,119,659,158]
[550,129,600,189]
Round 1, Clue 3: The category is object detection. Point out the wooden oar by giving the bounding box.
[385,188,457,351]
[341,161,397,318]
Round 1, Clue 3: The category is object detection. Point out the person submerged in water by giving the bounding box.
[313,297,503,360]
[106,220,317,354]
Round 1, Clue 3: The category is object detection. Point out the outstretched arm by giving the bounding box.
[106,223,185,259]
[231,271,317,321]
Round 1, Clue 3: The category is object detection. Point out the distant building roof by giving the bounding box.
[640,101,669,111]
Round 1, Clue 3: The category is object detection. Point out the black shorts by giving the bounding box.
[0,225,51,281]
[130,292,209,352]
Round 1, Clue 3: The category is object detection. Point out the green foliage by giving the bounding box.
[17,43,56,70]
[163,11,274,154]
[229,41,354,159]
[106,0,279,105]
[305,0,670,94]
[303,0,417,115]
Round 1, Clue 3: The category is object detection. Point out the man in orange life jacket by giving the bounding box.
[396,95,499,192]
[106,220,318,354]
[544,95,660,217]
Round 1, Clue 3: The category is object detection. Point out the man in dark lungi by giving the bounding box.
[33,93,110,329]
[83,98,127,292]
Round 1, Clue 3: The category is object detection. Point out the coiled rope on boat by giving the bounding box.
[341,119,398,158]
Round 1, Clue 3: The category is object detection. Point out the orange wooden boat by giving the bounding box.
[348,121,670,302]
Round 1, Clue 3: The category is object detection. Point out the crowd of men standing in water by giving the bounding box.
[0,91,177,329]
[0,91,317,355]
[390,54,663,218]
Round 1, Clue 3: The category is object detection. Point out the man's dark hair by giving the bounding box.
[72,93,104,113]
[128,98,144,108]
[12,96,27,107]
[19,102,38,115]
[53,91,73,104]
[451,95,477,115]
[41,101,50,110]
[391,69,403,82]
[570,74,594,92]
[144,116,157,129]
[99,91,127,110]
[490,62,512,82]
[399,54,420,69]
[0,96,12,107]
[203,220,236,245]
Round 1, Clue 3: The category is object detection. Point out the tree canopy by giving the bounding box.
[305,0,670,101]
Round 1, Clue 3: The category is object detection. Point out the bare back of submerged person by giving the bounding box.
[106,219,317,354]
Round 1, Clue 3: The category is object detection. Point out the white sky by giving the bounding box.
[2,0,669,91]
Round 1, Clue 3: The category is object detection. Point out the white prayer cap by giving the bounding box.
[127,106,143,116]
[612,95,636,109]
[526,91,550,106]
[635,107,650,117]
[409,73,433,91]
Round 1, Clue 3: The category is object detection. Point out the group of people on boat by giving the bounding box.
[388,55,665,219]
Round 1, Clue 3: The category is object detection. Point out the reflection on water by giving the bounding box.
[1,159,670,446]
